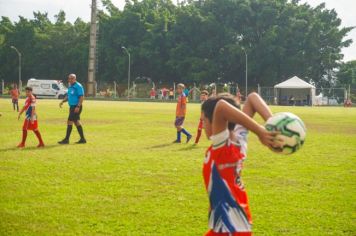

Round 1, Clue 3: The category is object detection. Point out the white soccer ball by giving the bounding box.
[265,112,306,154]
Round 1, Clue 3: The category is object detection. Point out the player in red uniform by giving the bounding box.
[201,94,277,236]
[10,84,20,112]
[194,90,209,144]
[17,87,44,148]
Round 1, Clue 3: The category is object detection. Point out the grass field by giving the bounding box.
[0,98,355,235]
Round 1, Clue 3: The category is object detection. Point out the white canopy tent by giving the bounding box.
[274,76,315,106]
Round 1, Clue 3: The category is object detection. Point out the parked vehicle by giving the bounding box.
[27,78,67,99]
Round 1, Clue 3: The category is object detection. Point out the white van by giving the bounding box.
[27,78,67,99]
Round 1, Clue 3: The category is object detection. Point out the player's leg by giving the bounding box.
[174,121,182,143]
[17,129,27,148]
[33,128,44,147]
[74,120,86,144]
[74,106,86,143]
[195,119,203,144]
[15,100,19,112]
[12,100,15,111]
[178,117,192,143]
[174,117,184,143]
[59,107,76,144]
[18,121,28,148]
[181,126,192,143]
[58,120,74,144]
[243,92,272,121]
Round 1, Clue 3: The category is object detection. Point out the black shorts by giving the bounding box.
[68,106,82,122]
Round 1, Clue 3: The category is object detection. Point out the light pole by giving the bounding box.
[122,46,131,100]
[10,46,22,89]
[241,47,248,99]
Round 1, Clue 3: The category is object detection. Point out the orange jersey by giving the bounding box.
[176,94,187,117]
[10,89,19,99]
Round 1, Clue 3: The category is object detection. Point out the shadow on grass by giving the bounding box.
[178,144,202,151]
[149,143,175,149]
[0,144,64,152]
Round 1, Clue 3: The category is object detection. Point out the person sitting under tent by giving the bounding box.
[344,99,352,107]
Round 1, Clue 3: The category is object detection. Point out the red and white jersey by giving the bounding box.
[24,95,37,120]
[203,129,252,234]
[232,124,248,159]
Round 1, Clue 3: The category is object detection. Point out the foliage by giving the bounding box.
[0,0,353,88]
[337,60,356,88]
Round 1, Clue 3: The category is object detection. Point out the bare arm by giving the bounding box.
[59,94,68,108]
[213,100,277,147]
[77,96,84,107]
[18,102,29,120]
[18,106,25,120]
[243,92,272,121]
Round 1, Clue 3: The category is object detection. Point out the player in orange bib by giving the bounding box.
[10,84,20,112]
[201,94,277,235]
[17,87,44,148]
[173,83,192,143]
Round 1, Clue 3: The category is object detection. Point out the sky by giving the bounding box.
[0,0,355,61]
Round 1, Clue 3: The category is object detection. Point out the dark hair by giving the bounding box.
[201,93,240,131]
[25,87,33,91]
[201,90,209,96]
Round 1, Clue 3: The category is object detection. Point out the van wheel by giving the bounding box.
[58,95,64,99]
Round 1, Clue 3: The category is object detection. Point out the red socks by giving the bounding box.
[195,129,202,144]
[18,130,44,148]
[34,130,44,145]
[21,130,28,144]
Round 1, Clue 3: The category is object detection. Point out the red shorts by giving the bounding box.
[23,119,38,130]
[205,230,251,236]
[198,119,203,130]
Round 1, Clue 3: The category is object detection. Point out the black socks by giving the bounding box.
[65,125,73,140]
[76,125,85,140]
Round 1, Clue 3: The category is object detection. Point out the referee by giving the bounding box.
[58,74,86,144]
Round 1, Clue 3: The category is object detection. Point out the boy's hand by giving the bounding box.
[257,125,279,148]
[17,114,21,120]
[30,117,34,124]
[59,101,63,108]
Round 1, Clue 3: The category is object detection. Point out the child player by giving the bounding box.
[194,90,209,144]
[17,87,44,148]
[201,94,277,236]
[10,84,20,112]
[173,83,192,143]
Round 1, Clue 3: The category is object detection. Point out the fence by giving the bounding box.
[0,80,23,97]
[93,81,241,102]
[1,79,355,106]
[258,86,355,106]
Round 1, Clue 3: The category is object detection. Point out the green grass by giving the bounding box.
[0,98,355,235]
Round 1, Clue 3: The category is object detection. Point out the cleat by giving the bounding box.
[17,143,25,148]
[37,143,45,148]
[186,135,192,143]
[173,140,181,143]
[75,139,86,144]
[58,139,69,144]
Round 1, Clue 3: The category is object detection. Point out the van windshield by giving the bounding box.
[59,83,67,90]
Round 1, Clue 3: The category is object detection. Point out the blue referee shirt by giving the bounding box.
[67,82,84,106]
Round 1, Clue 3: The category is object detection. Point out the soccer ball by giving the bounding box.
[265,112,306,154]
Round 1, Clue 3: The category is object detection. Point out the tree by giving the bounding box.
[337,60,356,88]
[0,0,353,89]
